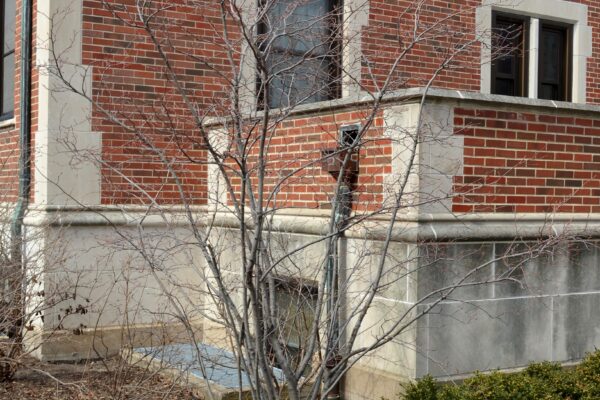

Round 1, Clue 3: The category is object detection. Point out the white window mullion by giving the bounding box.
[478,0,590,103]
[528,17,539,99]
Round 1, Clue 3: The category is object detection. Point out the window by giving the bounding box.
[479,1,590,103]
[538,23,572,101]
[491,14,528,97]
[258,0,341,109]
[491,12,573,102]
[1,0,15,120]
[271,278,317,373]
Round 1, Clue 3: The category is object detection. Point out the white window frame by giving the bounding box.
[477,0,592,104]
[236,0,369,113]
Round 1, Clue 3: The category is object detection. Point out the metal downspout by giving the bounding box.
[325,183,352,400]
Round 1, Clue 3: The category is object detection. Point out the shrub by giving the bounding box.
[575,350,600,399]
[400,351,600,400]
[402,376,439,400]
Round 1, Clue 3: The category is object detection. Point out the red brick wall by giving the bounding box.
[362,0,481,93]
[583,0,600,103]
[0,124,19,203]
[363,0,600,104]
[74,0,600,209]
[81,0,235,205]
[454,107,600,213]
[223,109,390,211]
[29,0,38,204]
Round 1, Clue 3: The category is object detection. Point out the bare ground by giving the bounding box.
[0,358,197,400]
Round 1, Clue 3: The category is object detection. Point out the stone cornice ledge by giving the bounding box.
[408,213,600,241]
[411,88,600,114]
[23,205,208,227]
[204,87,600,128]
[344,213,600,241]
[22,206,600,241]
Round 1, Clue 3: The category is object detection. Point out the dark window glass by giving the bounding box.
[1,0,16,119]
[258,0,340,109]
[2,53,13,115]
[491,14,528,97]
[270,278,317,374]
[3,0,15,54]
[538,24,571,101]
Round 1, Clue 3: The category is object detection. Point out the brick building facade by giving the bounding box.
[3,0,600,398]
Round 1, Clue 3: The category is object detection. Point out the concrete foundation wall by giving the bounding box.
[22,209,206,361]
[416,240,600,379]
[203,224,422,400]
[203,224,600,397]
[22,210,600,396]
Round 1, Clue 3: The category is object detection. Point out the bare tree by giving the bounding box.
[22,0,585,399]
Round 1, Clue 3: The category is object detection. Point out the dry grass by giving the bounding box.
[0,357,197,400]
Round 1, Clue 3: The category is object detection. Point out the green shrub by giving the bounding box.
[401,351,600,400]
[523,362,578,399]
[575,350,600,399]
[402,376,440,400]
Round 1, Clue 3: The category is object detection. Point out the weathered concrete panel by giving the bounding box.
[553,293,600,362]
[418,243,495,303]
[424,297,554,377]
[345,238,416,302]
[211,227,328,282]
[349,298,418,379]
[24,219,206,360]
[495,241,600,298]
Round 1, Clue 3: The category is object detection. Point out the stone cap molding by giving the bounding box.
[22,205,600,242]
[204,87,600,129]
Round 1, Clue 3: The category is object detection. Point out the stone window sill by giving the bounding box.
[0,118,15,131]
